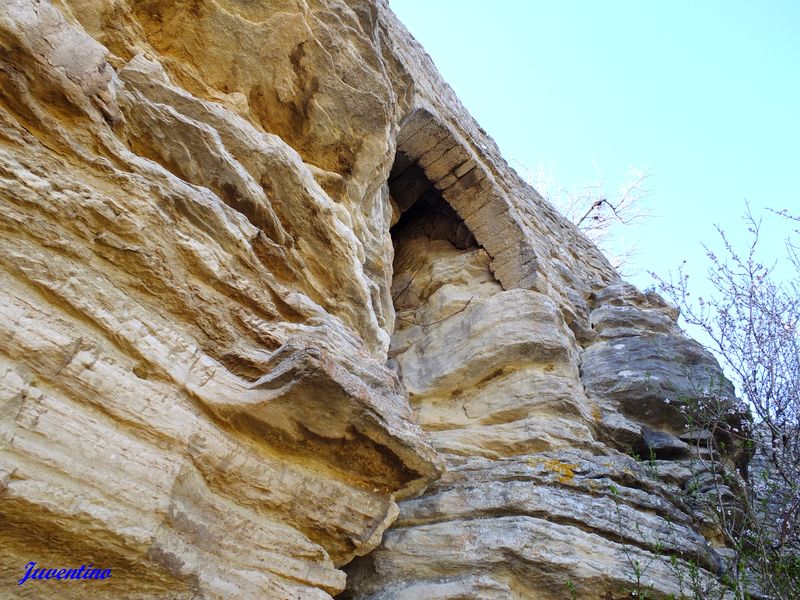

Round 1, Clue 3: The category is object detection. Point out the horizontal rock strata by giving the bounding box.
[0,0,746,598]
[1,1,442,597]
[345,201,741,598]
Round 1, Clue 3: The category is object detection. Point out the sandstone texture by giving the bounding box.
[0,1,746,598]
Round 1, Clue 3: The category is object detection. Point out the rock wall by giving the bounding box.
[0,1,744,598]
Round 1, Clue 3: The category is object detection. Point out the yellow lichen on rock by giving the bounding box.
[528,457,580,484]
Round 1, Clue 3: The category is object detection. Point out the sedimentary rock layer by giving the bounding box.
[0,1,443,597]
[0,0,745,598]
[345,202,740,598]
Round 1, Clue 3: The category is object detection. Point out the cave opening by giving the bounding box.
[388,152,475,249]
[387,151,479,332]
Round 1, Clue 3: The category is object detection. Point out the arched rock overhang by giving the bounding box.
[390,108,541,292]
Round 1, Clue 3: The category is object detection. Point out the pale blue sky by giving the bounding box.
[390,0,800,293]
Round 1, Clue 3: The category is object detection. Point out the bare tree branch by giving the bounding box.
[652,205,800,599]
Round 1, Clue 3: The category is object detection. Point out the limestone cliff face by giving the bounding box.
[0,1,744,598]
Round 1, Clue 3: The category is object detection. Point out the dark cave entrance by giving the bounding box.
[387,151,477,330]
[388,153,475,250]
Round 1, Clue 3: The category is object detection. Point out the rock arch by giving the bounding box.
[390,108,540,291]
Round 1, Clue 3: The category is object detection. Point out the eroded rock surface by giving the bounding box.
[345,204,742,598]
[0,0,746,598]
[0,1,441,597]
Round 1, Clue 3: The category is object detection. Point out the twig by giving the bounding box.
[396,297,473,328]
[392,238,431,303]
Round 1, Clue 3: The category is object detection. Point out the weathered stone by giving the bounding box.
[581,334,736,434]
[347,157,740,597]
[0,0,749,598]
[642,426,691,459]
[0,1,444,596]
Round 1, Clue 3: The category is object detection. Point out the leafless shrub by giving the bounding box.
[517,160,653,272]
[653,205,800,599]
